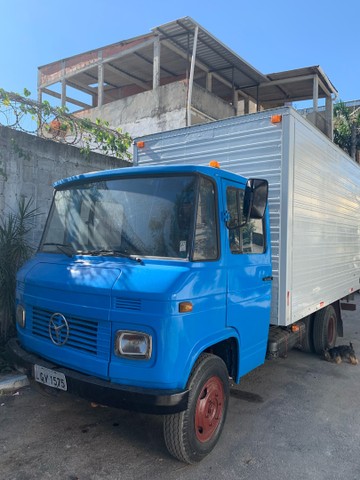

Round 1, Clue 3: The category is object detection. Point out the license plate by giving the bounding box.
[34,365,67,391]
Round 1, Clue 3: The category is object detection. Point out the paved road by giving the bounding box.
[1,297,360,480]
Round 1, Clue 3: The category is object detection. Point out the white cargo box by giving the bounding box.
[134,107,360,326]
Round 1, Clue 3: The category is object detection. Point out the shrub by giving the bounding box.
[0,198,38,344]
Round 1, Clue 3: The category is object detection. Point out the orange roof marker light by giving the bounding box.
[271,114,282,124]
[137,141,145,149]
[209,160,220,168]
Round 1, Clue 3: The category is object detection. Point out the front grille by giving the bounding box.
[32,307,105,356]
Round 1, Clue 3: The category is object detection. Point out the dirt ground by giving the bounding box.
[1,296,360,480]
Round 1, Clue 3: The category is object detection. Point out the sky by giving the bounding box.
[1,0,359,105]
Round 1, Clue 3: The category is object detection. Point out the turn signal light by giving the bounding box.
[137,141,145,148]
[179,302,193,313]
[271,114,282,124]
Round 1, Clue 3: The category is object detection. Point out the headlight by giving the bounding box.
[115,331,152,359]
[16,305,26,328]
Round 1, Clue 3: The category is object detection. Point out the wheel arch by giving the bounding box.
[203,337,238,381]
[333,300,343,337]
[185,333,239,387]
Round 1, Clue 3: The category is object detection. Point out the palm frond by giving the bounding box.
[0,198,38,343]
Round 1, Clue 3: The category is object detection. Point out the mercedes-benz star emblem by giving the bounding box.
[49,313,70,346]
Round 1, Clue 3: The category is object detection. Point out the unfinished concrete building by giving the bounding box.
[38,17,337,139]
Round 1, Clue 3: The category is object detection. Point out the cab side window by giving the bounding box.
[226,186,265,254]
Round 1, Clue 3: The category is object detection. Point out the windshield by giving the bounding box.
[40,173,218,260]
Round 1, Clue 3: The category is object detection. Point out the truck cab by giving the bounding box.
[11,163,270,463]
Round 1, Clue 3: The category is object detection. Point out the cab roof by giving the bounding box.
[54,164,248,189]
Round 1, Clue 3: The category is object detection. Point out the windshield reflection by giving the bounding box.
[41,175,197,259]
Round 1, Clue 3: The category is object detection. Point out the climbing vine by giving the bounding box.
[0,88,132,161]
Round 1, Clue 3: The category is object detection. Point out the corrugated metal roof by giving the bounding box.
[151,17,269,90]
[38,17,337,113]
[255,66,338,106]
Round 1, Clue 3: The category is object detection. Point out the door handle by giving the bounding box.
[262,276,273,282]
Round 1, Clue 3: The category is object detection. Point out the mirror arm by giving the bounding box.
[226,219,247,230]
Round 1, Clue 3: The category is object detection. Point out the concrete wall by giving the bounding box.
[0,126,131,248]
[302,110,331,138]
[74,80,236,138]
[191,85,235,121]
[74,81,188,138]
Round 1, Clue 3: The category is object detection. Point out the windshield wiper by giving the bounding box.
[42,242,75,258]
[77,249,143,264]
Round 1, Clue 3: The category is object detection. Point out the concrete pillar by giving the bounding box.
[98,64,104,108]
[187,26,199,127]
[313,75,319,112]
[37,69,42,104]
[206,73,212,92]
[98,51,104,108]
[325,96,333,140]
[61,60,66,108]
[244,98,250,114]
[233,90,239,115]
[61,79,66,108]
[153,37,161,89]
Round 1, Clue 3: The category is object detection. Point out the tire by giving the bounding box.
[163,353,230,464]
[300,315,315,353]
[313,305,338,354]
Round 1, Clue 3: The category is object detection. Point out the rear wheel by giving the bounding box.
[300,315,315,353]
[313,305,338,354]
[163,353,229,464]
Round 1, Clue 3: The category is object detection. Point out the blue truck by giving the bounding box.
[9,107,360,463]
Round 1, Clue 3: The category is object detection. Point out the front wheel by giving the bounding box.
[163,353,230,464]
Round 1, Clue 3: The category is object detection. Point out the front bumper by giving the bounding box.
[7,338,189,415]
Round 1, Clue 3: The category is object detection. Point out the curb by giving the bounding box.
[0,374,30,394]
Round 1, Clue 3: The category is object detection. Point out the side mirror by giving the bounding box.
[243,179,268,220]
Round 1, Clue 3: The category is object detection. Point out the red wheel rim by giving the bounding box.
[194,376,224,443]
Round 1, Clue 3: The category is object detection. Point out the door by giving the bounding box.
[222,179,272,379]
